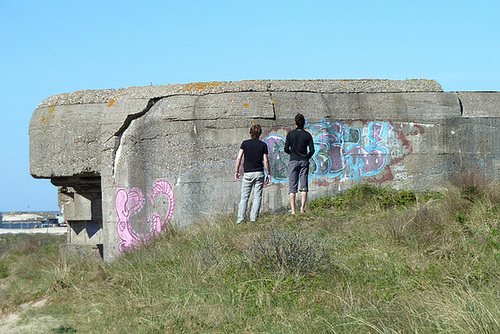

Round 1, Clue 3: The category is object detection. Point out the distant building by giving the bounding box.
[0,212,64,229]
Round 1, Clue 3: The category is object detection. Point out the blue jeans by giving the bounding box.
[237,172,264,223]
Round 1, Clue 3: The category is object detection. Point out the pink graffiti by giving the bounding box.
[115,179,175,252]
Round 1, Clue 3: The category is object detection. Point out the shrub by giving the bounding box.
[388,205,445,248]
[9,235,39,254]
[453,169,489,203]
[246,225,332,274]
[51,325,77,333]
[308,195,344,210]
[308,184,417,211]
[0,261,8,278]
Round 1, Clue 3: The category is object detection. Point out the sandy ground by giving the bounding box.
[0,228,69,332]
[0,227,67,235]
[0,299,63,333]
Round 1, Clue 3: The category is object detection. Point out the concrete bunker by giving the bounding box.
[29,80,500,261]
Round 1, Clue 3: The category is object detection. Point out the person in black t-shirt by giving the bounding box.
[235,124,271,223]
[284,113,315,214]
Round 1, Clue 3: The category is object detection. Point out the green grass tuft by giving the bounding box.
[309,183,417,211]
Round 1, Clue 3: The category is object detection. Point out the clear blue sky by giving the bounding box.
[0,0,498,212]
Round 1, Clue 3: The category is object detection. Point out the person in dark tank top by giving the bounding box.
[234,124,271,223]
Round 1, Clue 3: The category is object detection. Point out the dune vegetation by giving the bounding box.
[1,172,500,333]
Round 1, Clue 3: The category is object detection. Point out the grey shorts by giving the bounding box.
[289,160,310,193]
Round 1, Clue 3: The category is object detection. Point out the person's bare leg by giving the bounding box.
[289,193,296,214]
[300,191,307,213]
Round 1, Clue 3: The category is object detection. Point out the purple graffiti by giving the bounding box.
[317,132,340,144]
[115,179,175,252]
[348,146,387,179]
[264,120,398,182]
[328,144,347,173]
[370,122,393,147]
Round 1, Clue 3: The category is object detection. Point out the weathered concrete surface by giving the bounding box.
[29,79,500,261]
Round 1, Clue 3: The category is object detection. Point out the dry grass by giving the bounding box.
[1,173,500,332]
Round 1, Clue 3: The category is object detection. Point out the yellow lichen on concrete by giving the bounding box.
[183,81,224,92]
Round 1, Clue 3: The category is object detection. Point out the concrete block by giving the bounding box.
[456,92,500,117]
[29,104,104,177]
[60,243,103,260]
[28,80,500,261]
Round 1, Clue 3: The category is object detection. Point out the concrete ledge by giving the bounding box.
[457,92,500,117]
[59,243,103,260]
[37,79,443,108]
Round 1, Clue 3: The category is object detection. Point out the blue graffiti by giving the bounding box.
[263,119,396,182]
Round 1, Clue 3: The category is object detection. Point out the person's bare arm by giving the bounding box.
[263,153,271,184]
[235,149,244,180]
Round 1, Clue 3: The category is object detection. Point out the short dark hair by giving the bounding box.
[250,124,262,139]
[295,113,305,129]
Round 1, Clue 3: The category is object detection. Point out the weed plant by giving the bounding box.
[1,175,500,333]
[308,183,417,211]
[246,225,333,274]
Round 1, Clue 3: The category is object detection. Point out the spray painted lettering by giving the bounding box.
[393,165,413,181]
[264,119,412,183]
[115,179,175,252]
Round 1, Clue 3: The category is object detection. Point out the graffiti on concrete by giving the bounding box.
[115,179,175,252]
[264,119,413,183]
[393,165,414,181]
[264,134,289,181]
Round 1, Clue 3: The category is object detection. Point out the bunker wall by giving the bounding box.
[29,80,500,260]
